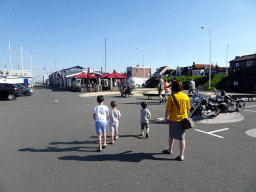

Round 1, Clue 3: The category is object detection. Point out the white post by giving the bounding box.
[201,27,211,89]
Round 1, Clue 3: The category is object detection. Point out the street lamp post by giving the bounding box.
[226,45,229,75]
[201,27,211,89]
[136,47,145,82]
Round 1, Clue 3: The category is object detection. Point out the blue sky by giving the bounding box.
[0,0,255,81]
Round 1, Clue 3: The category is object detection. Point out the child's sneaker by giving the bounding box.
[138,133,144,137]
[146,133,149,138]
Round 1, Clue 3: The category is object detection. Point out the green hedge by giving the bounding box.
[201,75,228,90]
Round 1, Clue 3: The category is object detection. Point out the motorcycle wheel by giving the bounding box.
[211,108,221,117]
[236,101,245,111]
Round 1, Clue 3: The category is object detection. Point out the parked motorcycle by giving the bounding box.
[189,86,221,117]
[212,89,245,112]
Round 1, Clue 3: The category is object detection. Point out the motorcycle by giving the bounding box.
[189,86,221,118]
[212,89,245,112]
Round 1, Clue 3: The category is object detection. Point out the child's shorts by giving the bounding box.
[95,121,107,135]
[109,123,119,132]
[141,122,149,130]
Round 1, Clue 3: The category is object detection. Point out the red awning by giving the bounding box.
[106,71,128,79]
[74,72,87,78]
[74,72,95,79]
[99,73,110,79]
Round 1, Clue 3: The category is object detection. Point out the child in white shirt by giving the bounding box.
[93,95,109,152]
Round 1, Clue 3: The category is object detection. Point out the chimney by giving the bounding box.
[193,62,195,65]
[235,56,240,59]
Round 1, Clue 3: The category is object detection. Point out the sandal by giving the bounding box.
[97,148,102,152]
[162,148,172,155]
[109,141,114,145]
[114,136,119,140]
[102,144,107,149]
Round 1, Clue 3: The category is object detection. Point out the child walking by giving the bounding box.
[93,95,109,152]
[109,101,121,144]
[139,101,151,138]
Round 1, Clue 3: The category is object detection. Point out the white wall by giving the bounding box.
[129,77,149,85]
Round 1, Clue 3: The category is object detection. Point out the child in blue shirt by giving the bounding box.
[93,95,109,152]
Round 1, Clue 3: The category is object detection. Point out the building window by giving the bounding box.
[247,60,252,67]
[24,73,27,76]
[134,68,137,73]
[236,63,239,68]
[15,73,18,76]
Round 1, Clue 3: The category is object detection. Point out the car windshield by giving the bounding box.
[16,84,25,88]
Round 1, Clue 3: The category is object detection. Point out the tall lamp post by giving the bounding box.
[226,45,229,75]
[136,47,145,82]
[201,27,211,89]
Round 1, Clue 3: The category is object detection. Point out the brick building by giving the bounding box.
[126,66,151,85]
[229,54,256,72]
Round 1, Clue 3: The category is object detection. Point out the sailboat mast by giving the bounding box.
[9,41,12,75]
[20,45,24,76]
[30,51,33,87]
[105,38,106,73]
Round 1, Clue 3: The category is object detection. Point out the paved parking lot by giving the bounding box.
[0,86,255,191]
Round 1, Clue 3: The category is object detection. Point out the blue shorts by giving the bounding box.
[141,122,149,130]
[95,121,107,135]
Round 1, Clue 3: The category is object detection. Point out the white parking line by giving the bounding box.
[194,128,229,139]
[245,105,256,108]
[244,110,256,112]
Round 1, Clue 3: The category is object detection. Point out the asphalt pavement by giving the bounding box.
[0,86,255,191]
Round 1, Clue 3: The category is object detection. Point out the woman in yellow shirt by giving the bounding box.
[164,81,190,161]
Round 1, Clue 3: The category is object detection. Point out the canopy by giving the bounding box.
[99,73,110,79]
[74,72,95,79]
[74,72,87,78]
[106,71,128,79]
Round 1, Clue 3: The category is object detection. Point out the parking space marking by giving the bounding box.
[245,128,256,138]
[194,128,229,139]
[244,110,256,112]
[245,105,256,108]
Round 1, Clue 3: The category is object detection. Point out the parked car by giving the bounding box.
[15,84,34,96]
[16,83,28,87]
[0,83,21,100]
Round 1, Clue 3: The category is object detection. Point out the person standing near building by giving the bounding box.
[188,78,196,95]
[164,80,169,102]
[158,75,164,103]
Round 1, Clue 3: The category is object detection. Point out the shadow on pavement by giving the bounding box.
[58,151,180,162]
[18,146,96,153]
[34,85,73,93]
[90,135,138,139]
[49,140,97,145]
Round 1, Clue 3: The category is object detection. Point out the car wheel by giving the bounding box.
[8,94,16,101]
[24,92,29,96]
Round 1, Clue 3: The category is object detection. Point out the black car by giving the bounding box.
[0,83,21,100]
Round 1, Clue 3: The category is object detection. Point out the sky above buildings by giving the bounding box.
[0,0,255,81]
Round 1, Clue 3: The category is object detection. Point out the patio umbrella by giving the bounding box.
[74,72,87,78]
[87,67,90,84]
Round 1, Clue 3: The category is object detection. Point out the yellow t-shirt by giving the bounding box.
[166,92,190,122]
